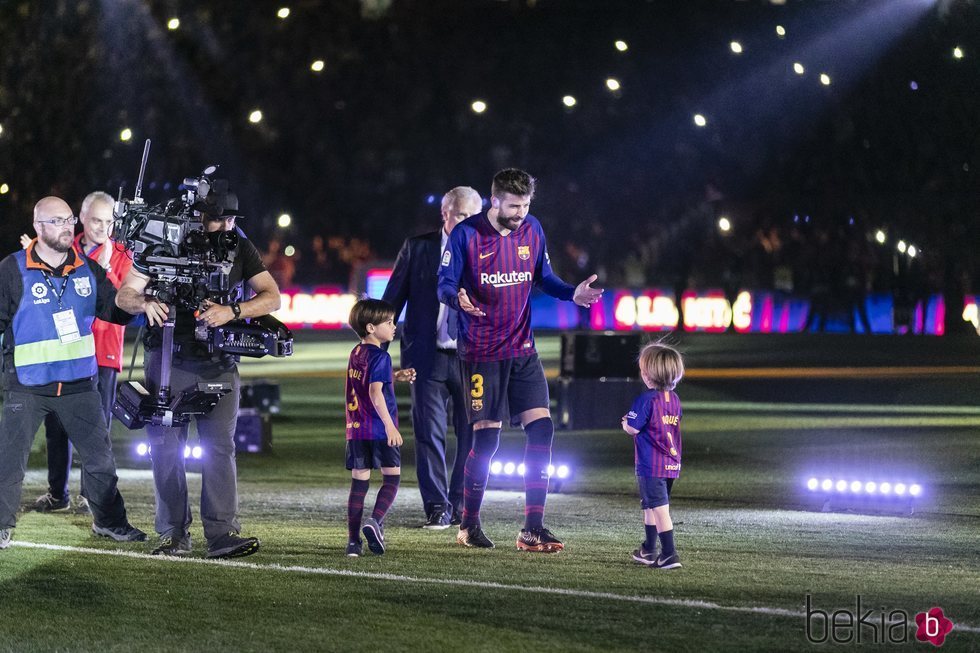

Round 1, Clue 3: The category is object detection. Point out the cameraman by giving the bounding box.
[116,194,281,558]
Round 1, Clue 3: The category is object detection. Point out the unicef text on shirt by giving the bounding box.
[480,271,533,287]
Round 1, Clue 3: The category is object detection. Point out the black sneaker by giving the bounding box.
[92,523,148,542]
[631,543,657,566]
[206,531,260,559]
[345,540,363,557]
[422,509,451,530]
[456,525,495,549]
[516,527,564,553]
[653,552,682,570]
[34,492,70,513]
[152,534,192,556]
[362,518,385,555]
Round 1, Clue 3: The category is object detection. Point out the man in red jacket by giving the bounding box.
[30,191,133,514]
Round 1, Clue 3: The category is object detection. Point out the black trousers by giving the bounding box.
[44,366,117,500]
[0,389,128,529]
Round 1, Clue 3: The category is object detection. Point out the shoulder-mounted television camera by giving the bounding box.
[111,140,293,429]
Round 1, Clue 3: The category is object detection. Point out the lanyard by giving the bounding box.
[41,271,70,309]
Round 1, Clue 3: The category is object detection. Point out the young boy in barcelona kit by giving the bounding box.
[343,299,415,557]
[621,342,685,570]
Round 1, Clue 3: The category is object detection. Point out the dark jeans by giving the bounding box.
[45,366,117,500]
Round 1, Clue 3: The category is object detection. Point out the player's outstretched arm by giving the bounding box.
[573,274,604,308]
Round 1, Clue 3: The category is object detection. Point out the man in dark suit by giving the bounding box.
[383,187,482,528]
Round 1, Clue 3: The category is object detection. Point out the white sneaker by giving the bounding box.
[0,529,11,549]
[75,495,90,515]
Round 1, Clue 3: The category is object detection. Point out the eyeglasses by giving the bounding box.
[35,215,78,227]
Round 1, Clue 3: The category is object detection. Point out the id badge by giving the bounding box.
[53,308,81,344]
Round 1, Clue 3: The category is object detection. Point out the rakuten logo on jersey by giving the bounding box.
[480,271,533,288]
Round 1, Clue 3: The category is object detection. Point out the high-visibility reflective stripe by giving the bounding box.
[14,334,96,367]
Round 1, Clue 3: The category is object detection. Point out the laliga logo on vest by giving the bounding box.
[31,283,47,298]
[481,270,532,288]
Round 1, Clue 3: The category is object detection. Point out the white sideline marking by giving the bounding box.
[9,541,979,634]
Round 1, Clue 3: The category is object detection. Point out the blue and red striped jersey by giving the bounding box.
[345,343,398,441]
[437,212,574,362]
[626,389,683,478]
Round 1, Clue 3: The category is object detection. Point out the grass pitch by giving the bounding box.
[2,336,979,652]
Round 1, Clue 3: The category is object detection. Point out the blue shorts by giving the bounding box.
[638,476,674,509]
[461,354,550,425]
[345,439,401,470]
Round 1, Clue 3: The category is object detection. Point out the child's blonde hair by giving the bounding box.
[638,342,684,391]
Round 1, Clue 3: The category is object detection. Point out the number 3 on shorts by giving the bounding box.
[470,374,484,398]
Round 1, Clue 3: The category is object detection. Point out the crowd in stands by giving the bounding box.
[1,0,977,331]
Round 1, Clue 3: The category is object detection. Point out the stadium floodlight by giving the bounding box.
[776,25,786,37]
[192,446,203,459]
[865,481,877,494]
[277,7,290,19]
[875,229,886,244]
[806,478,819,491]
[895,483,906,495]
[557,465,570,479]
[953,46,963,59]
[249,110,263,124]
[880,482,892,494]
[311,60,325,72]
[0,183,9,195]
[850,480,862,493]
[910,484,921,497]
[835,480,848,492]
[503,462,516,475]
[793,62,805,75]
[693,114,707,127]
[136,443,149,457]
[605,78,621,91]
[562,95,577,108]
[471,100,487,114]
[897,240,907,254]
[820,478,833,491]
[614,40,628,52]
[490,461,503,474]
[819,73,832,86]
[730,41,743,54]
[517,463,526,476]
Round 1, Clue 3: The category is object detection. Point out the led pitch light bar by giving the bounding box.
[135,442,203,460]
[805,477,921,515]
[488,460,573,493]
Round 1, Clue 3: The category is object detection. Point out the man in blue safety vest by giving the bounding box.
[0,196,146,550]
